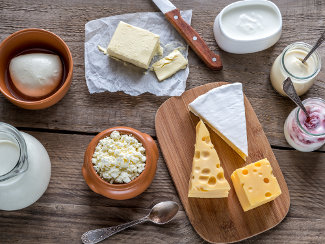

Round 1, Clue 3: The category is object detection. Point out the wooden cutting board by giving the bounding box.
[155,82,290,243]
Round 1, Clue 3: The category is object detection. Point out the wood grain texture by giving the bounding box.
[165,9,222,70]
[0,0,324,150]
[0,131,323,244]
[155,82,290,243]
[0,0,324,243]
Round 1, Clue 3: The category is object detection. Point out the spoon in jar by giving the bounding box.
[283,77,310,119]
[81,201,179,244]
[302,31,325,63]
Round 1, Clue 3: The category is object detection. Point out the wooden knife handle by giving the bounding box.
[165,8,222,70]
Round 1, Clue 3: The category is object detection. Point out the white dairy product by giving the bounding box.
[0,140,19,176]
[188,83,248,160]
[92,131,146,184]
[283,98,325,152]
[270,42,321,96]
[0,124,51,211]
[9,53,63,97]
[221,3,280,40]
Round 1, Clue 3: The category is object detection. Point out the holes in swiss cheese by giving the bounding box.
[208,176,216,185]
[201,151,210,158]
[201,168,210,174]
[264,178,269,183]
[242,169,248,175]
[202,136,211,143]
[265,192,272,197]
[199,176,209,181]
[217,172,224,180]
[255,162,261,167]
[194,151,200,159]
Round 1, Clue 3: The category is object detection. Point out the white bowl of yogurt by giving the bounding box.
[213,0,282,54]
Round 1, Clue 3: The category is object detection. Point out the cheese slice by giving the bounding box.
[231,158,282,211]
[107,21,160,69]
[188,83,248,160]
[188,120,231,198]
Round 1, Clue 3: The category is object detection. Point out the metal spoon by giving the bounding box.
[283,77,309,118]
[302,31,325,63]
[81,201,179,244]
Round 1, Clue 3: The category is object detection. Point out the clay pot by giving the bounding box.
[83,127,159,200]
[0,28,73,109]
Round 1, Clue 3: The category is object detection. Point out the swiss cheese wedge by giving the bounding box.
[188,83,248,160]
[188,120,231,198]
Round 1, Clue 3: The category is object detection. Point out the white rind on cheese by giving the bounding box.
[106,21,160,69]
[152,49,188,81]
[188,83,248,160]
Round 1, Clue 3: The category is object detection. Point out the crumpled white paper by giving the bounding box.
[85,10,192,96]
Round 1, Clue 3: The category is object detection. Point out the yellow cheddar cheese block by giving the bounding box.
[231,158,282,211]
[188,120,231,198]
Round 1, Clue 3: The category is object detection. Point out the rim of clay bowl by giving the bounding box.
[0,28,73,108]
[82,126,159,200]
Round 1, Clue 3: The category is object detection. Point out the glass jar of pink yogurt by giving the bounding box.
[284,97,325,152]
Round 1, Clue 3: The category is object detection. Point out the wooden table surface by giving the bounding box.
[0,0,324,243]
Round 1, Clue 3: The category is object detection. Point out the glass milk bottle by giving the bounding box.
[0,122,51,211]
[284,98,325,152]
[270,42,321,96]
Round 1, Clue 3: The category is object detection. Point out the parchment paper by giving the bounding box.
[85,10,192,96]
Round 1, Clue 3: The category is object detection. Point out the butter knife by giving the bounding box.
[152,0,223,70]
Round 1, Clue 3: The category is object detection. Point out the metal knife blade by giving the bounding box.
[152,0,176,14]
[152,0,222,70]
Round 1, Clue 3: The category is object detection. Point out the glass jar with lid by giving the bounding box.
[270,42,321,96]
[284,97,325,152]
[0,122,51,211]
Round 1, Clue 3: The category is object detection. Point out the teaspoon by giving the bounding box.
[302,31,325,63]
[283,77,309,118]
[81,201,179,244]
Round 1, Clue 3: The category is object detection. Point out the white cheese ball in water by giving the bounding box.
[9,53,63,97]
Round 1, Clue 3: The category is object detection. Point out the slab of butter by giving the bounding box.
[231,158,282,211]
[152,49,188,81]
[106,21,160,69]
[188,120,231,198]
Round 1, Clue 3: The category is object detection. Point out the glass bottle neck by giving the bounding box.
[0,123,28,182]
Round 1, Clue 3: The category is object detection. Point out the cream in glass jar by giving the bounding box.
[0,123,51,211]
[284,98,325,152]
[270,42,321,96]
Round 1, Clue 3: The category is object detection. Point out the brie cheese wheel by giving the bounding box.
[9,53,63,97]
[188,120,231,198]
[188,83,248,160]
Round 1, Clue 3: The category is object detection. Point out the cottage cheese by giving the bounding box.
[92,131,146,184]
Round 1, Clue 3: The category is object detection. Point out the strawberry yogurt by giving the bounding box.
[284,98,325,152]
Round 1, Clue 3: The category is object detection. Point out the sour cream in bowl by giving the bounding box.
[214,0,282,54]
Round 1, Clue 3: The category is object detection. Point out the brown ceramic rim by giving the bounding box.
[82,127,159,200]
[0,28,73,108]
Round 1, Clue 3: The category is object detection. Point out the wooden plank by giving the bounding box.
[155,82,290,243]
[0,131,324,243]
[0,0,324,150]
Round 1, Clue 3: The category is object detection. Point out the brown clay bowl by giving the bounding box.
[0,28,73,110]
[82,127,159,200]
